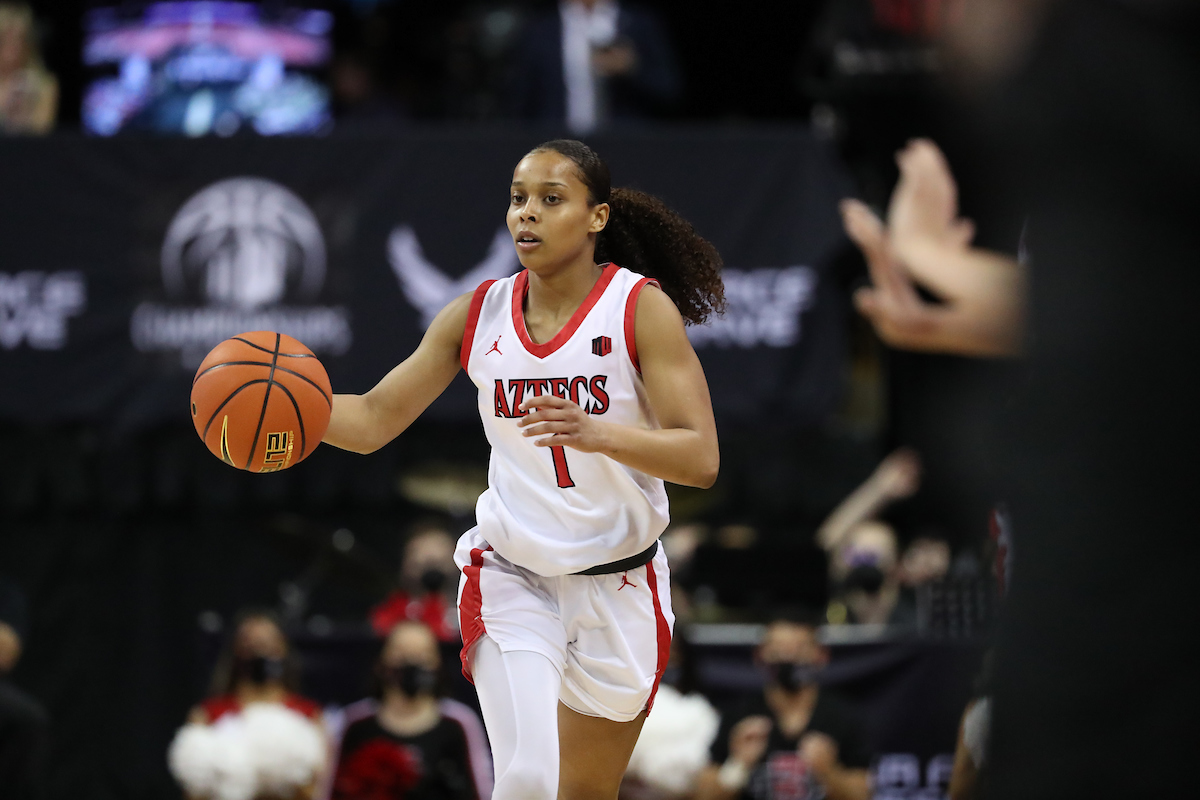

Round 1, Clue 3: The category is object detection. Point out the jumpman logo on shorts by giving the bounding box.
[618,572,637,591]
[485,335,503,356]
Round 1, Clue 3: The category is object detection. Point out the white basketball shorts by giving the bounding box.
[454,527,674,723]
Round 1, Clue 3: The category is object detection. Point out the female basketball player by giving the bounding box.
[324,139,724,800]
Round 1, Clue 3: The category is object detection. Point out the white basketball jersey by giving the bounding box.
[461,264,670,577]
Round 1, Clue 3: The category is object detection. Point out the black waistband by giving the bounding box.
[574,541,659,576]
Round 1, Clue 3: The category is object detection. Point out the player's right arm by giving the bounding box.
[324,292,472,454]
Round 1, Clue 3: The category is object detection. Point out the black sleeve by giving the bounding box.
[809,693,872,770]
[705,714,734,767]
[0,688,50,800]
[437,719,482,800]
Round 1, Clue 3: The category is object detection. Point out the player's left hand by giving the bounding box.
[798,731,839,780]
[518,395,608,453]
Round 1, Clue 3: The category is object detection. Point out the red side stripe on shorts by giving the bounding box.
[459,546,491,683]
[643,558,672,712]
[461,280,497,372]
[624,277,660,374]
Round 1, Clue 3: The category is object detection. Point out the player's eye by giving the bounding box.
[546,195,560,204]
[511,193,524,204]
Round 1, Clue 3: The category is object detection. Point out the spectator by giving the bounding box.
[170,610,326,800]
[509,0,681,132]
[332,621,492,800]
[696,612,871,800]
[0,578,49,800]
[0,2,56,135]
[371,523,461,643]
[816,448,921,626]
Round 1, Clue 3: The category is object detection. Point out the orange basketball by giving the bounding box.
[190,331,332,472]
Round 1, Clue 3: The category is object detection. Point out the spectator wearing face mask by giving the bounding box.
[332,621,492,800]
[171,610,326,800]
[695,613,871,800]
[816,449,923,627]
[195,610,321,726]
[371,523,462,643]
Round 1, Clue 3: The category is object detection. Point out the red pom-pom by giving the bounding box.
[333,739,421,800]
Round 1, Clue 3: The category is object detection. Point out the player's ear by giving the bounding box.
[589,202,610,234]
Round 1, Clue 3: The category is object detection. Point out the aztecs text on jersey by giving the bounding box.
[461,264,670,576]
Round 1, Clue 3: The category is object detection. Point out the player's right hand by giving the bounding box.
[728,715,772,767]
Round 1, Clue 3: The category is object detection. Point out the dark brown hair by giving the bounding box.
[528,139,725,325]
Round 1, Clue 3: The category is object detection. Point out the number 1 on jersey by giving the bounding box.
[551,445,575,488]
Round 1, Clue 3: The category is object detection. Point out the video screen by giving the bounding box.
[83,2,333,136]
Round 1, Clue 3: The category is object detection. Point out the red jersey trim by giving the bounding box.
[461,280,497,372]
[643,557,672,713]
[458,545,492,683]
[623,277,660,375]
[511,263,619,359]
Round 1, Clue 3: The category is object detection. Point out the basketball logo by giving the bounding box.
[261,431,295,472]
[592,335,612,357]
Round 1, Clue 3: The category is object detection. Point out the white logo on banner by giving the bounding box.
[687,266,817,349]
[132,177,351,365]
[0,271,87,351]
[873,753,954,800]
[387,225,521,329]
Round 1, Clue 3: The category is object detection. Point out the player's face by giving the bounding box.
[382,622,440,669]
[759,622,827,667]
[507,151,609,273]
[234,616,288,659]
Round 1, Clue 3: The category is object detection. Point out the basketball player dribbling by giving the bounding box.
[324,139,724,800]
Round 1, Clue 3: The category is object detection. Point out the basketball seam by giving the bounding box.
[193,361,331,407]
[202,380,271,441]
[231,336,318,358]
[270,380,308,461]
[244,333,281,471]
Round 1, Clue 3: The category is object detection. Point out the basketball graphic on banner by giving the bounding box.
[190,331,332,472]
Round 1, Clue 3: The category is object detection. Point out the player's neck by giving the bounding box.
[524,257,605,334]
[234,682,287,706]
[765,683,818,733]
[378,691,440,736]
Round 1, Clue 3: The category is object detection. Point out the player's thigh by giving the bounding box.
[557,702,646,800]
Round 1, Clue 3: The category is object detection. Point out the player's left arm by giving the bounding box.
[518,284,719,488]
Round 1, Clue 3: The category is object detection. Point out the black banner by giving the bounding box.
[0,129,852,430]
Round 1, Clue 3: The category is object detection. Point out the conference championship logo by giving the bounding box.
[131,177,351,365]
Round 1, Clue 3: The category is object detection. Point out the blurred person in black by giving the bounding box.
[695,613,870,800]
[0,578,48,800]
[332,621,490,800]
[508,0,681,132]
[840,1,1200,797]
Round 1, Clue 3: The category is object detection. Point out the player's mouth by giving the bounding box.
[515,231,542,251]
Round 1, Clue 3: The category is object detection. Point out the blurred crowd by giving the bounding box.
[2,433,991,800]
[5,0,944,142]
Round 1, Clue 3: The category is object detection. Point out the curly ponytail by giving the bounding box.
[529,140,725,325]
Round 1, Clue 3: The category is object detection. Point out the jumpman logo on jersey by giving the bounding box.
[618,572,637,591]
[485,335,503,356]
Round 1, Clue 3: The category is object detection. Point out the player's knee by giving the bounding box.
[494,761,557,800]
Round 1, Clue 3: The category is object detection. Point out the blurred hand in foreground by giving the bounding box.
[843,139,1026,357]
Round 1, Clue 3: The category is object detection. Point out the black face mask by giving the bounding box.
[234,655,285,685]
[843,564,885,594]
[387,664,439,698]
[765,661,820,693]
[419,568,448,594]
